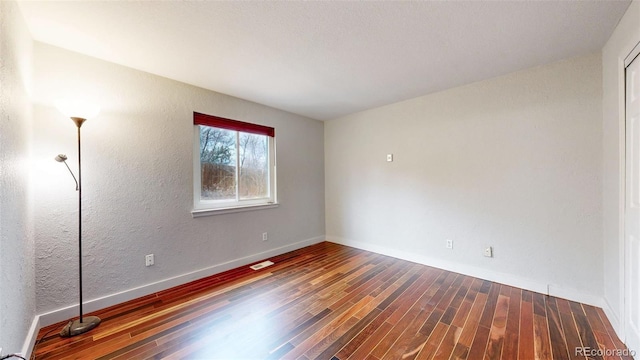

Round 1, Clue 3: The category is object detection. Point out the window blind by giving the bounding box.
[194,112,275,137]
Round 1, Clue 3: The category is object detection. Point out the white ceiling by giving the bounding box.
[18,1,631,121]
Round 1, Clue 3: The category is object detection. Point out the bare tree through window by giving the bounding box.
[239,133,268,199]
[199,126,269,201]
[200,127,236,200]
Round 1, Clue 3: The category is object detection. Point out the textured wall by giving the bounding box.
[31,43,324,314]
[602,0,640,336]
[0,1,35,355]
[326,53,603,301]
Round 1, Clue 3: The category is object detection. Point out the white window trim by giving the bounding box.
[192,125,277,217]
[191,203,279,218]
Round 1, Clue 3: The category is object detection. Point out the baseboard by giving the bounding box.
[37,235,325,328]
[327,236,605,309]
[20,315,40,360]
[602,296,623,341]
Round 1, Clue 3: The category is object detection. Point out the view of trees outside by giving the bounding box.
[238,132,268,199]
[200,126,268,201]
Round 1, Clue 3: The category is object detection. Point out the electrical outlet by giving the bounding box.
[484,247,493,257]
[446,239,453,249]
[145,254,154,266]
[386,154,394,162]
[262,232,268,241]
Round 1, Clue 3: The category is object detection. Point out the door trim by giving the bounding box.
[623,41,640,349]
[625,41,640,68]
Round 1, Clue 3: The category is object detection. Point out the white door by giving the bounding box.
[625,53,640,355]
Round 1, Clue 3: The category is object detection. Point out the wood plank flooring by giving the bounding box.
[33,242,632,360]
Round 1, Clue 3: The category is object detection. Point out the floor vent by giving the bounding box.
[250,260,274,270]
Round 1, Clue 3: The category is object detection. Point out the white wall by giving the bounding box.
[31,43,325,320]
[602,0,640,337]
[0,1,36,355]
[326,53,603,305]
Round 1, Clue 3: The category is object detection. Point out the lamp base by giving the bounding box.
[59,316,101,337]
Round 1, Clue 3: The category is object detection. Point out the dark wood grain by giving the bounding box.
[547,296,570,360]
[32,242,630,360]
[500,287,520,360]
[484,294,508,360]
[519,294,535,360]
[534,313,553,360]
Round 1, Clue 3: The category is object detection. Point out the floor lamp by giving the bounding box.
[55,100,101,337]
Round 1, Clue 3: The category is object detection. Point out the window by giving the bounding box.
[193,112,276,215]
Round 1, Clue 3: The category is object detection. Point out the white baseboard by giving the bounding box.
[21,316,40,360]
[327,236,607,309]
[602,296,623,341]
[37,235,325,328]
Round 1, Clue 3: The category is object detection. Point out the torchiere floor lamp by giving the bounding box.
[54,100,101,337]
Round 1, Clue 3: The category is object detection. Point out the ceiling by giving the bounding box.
[18,1,631,121]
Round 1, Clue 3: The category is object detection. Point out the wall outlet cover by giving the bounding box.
[145,254,154,266]
[484,247,493,257]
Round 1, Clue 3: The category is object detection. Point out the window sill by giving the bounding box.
[191,203,279,218]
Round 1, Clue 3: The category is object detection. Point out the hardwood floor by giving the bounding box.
[33,242,632,360]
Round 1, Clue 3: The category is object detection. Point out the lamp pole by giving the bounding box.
[72,117,85,324]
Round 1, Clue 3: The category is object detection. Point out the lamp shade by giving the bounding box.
[55,99,100,120]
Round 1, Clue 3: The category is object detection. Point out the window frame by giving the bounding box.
[192,112,277,217]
